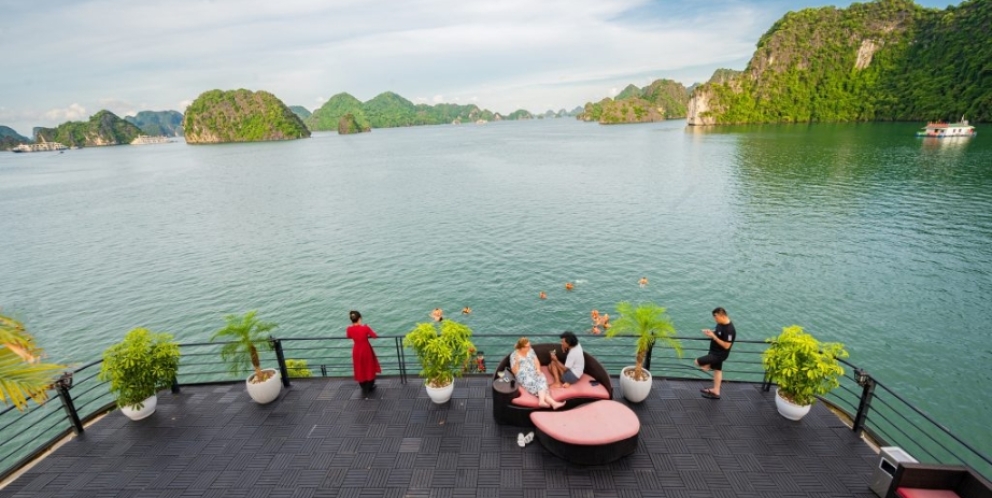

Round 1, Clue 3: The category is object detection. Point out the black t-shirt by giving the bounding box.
[709,322,736,356]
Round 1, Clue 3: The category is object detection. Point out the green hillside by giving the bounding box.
[0,125,30,150]
[578,79,689,124]
[688,0,992,125]
[125,110,184,136]
[306,91,518,131]
[35,111,142,147]
[183,89,310,144]
[288,106,312,121]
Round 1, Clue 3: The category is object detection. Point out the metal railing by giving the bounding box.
[2,333,990,483]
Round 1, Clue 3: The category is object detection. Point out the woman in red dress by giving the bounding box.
[347,310,381,396]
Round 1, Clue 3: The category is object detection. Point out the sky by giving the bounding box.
[0,0,953,137]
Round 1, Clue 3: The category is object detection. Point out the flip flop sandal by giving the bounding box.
[702,392,721,400]
[700,388,714,394]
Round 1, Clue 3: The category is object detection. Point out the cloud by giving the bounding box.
[432,95,444,104]
[43,104,88,123]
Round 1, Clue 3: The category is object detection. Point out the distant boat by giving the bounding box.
[130,135,171,145]
[916,119,976,138]
[11,142,68,153]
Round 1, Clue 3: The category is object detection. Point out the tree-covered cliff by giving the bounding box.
[125,110,184,136]
[688,0,992,125]
[183,89,310,144]
[35,111,142,147]
[579,79,689,124]
[306,91,520,131]
[338,113,370,134]
[1,126,30,150]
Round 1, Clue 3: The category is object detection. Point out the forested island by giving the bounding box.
[579,79,690,124]
[0,126,30,150]
[183,89,310,144]
[125,111,184,137]
[34,111,142,147]
[688,0,991,125]
[306,91,538,132]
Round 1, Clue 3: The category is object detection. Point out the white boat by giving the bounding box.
[130,135,170,145]
[916,119,976,138]
[11,142,68,153]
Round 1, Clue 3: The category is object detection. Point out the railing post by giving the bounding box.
[761,371,772,392]
[395,336,407,384]
[320,365,327,377]
[54,372,83,435]
[271,337,291,388]
[853,368,875,433]
[170,376,180,394]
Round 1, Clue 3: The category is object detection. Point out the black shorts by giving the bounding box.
[696,354,729,371]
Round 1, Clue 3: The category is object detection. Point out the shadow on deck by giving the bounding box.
[3,376,879,497]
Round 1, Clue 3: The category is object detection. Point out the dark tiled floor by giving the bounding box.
[2,376,879,497]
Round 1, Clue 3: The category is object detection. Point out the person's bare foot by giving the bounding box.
[561,382,571,389]
[538,401,550,408]
[552,401,565,410]
[550,382,562,388]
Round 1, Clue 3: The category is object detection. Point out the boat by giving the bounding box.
[10,142,68,153]
[130,135,171,145]
[916,118,976,138]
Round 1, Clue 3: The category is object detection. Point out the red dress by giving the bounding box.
[347,324,381,383]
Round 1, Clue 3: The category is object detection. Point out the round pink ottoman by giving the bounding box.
[529,400,640,465]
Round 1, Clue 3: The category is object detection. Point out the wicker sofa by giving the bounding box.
[886,462,992,498]
[491,342,613,427]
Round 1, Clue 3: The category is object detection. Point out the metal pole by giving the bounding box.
[54,373,83,435]
[170,376,180,394]
[644,342,654,371]
[853,368,875,433]
[396,337,407,384]
[762,371,772,392]
[272,338,291,388]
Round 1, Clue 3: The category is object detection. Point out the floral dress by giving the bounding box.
[511,348,548,395]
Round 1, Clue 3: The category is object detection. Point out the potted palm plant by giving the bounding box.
[99,328,181,421]
[404,319,476,404]
[605,301,683,403]
[1,313,67,411]
[211,311,281,404]
[762,325,848,421]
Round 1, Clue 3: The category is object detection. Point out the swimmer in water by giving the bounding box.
[431,308,443,322]
[639,277,648,287]
[539,291,547,300]
[565,282,574,291]
[462,307,472,315]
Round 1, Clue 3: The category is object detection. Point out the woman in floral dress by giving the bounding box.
[510,337,565,409]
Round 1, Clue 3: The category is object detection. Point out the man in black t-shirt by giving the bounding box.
[695,307,736,400]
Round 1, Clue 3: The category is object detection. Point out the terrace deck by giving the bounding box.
[2,376,880,497]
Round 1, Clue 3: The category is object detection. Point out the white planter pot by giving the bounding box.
[619,366,652,403]
[425,381,454,404]
[775,388,812,421]
[121,394,157,421]
[246,368,282,404]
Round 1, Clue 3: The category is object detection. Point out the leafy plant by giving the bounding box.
[0,314,67,411]
[605,302,683,381]
[286,359,312,378]
[211,311,277,383]
[98,328,180,409]
[404,320,476,388]
[762,325,848,406]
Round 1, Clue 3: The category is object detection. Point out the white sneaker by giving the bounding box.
[517,433,526,447]
[524,432,534,445]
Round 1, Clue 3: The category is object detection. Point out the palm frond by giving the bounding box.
[0,347,66,410]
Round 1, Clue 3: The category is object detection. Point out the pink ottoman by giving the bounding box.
[529,400,640,465]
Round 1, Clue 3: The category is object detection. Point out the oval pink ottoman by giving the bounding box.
[529,400,640,465]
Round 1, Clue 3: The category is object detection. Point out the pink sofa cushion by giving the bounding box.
[510,367,609,408]
[530,400,639,445]
[896,489,961,498]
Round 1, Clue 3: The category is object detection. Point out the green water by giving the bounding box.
[1,119,990,453]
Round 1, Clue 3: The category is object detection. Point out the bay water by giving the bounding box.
[1,119,990,455]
